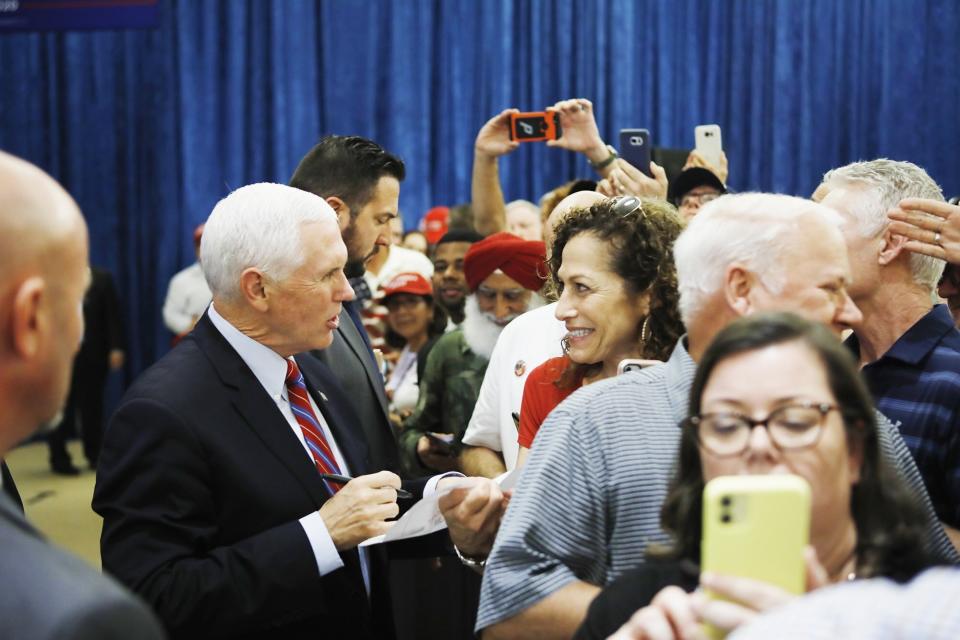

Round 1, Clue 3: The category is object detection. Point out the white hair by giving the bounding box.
[822,159,945,291]
[200,182,337,300]
[673,193,844,325]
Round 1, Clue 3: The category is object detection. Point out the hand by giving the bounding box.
[888,198,960,265]
[475,109,521,159]
[108,349,125,370]
[683,150,729,184]
[608,586,704,640]
[690,547,828,634]
[438,477,511,557]
[605,159,669,200]
[318,470,401,550]
[388,409,412,430]
[416,435,460,473]
[546,98,607,160]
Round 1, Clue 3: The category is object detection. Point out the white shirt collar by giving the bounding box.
[208,303,290,400]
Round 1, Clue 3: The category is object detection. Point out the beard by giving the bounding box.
[341,222,378,270]
[461,296,505,361]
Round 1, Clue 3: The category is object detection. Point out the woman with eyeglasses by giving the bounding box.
[514,196,685,468]
[574,313,936,640]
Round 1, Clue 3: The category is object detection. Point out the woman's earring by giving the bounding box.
[640,316,651,344]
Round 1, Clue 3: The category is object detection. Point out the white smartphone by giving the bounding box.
[694,124,723,170]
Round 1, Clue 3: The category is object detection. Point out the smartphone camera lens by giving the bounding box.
[720,514,731,524]
[721,496,732,507]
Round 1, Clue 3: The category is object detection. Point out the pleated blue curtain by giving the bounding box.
[0,0,958,378]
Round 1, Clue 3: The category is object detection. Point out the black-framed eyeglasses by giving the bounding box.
[682,402,838,457]
[611,195,642,217]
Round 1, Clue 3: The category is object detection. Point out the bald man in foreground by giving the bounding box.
[0,151,164,639]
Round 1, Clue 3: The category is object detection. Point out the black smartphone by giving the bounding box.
[619,128,652,177]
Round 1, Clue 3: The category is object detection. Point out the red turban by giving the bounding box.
[463,232,547,292]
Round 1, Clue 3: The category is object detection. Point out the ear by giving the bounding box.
[239,268,270,312]
[325,196,351,231]
[10,277,45,359]
[636,289,653,316]
[878,227,907,266]
[723,265,756,317]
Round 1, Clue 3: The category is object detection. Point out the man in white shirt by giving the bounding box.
[161,224,212,337]
[94,183,456,639]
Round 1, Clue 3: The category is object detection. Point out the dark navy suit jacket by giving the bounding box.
[93,313,427,639]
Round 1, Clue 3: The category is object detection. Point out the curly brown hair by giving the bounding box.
[548,197,686,384]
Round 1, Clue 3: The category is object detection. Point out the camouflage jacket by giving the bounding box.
[399,329,488,475]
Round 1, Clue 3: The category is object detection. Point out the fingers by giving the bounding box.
[352,470,401,491]
[888,207,945,231]
[699,572,792,612]
[607,587,701,640]
[616,606,677,640]
[596,179,616,197]
[651,586,701,638]
[902,239,947,261]
[650,162,669,196]
[690,590,756,633]
[898,197,957,220]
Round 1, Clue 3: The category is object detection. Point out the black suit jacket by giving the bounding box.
[312,304,397,473]
[93,313,426,639]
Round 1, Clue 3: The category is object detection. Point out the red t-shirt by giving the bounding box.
[517,356,585,448]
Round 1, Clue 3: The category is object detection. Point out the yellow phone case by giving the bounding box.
[701,475,811,639]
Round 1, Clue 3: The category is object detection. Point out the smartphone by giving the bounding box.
[619,129,652,177]
[509,111,562,142]
[425,432,456,449]
[694,124,723,170]
[701,475,811,639]
[616,358,661,375]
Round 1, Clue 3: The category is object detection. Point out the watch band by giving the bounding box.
[453,544,487,570]
[589,144,618,170]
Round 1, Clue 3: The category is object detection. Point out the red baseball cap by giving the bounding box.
[380,272,433,298]
[421,206,450,244]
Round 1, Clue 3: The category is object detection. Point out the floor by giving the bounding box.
[5,439,102,568]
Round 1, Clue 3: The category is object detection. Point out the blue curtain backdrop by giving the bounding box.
[1,0,959,380]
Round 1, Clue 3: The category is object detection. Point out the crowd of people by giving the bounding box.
[1,95,960,640]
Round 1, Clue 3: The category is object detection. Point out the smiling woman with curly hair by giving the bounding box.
[515,195,686,466]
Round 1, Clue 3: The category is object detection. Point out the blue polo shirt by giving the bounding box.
[848,304,960,528]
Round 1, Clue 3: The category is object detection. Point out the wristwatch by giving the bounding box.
[454,544,487,570]
[588,144,618,171]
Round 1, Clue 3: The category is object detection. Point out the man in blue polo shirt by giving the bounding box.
[820,159,960,548]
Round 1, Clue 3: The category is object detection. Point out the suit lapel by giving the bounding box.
[192,315,331,507]
[335,308,390,418]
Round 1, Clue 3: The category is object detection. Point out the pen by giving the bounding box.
[320,473,413,499]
